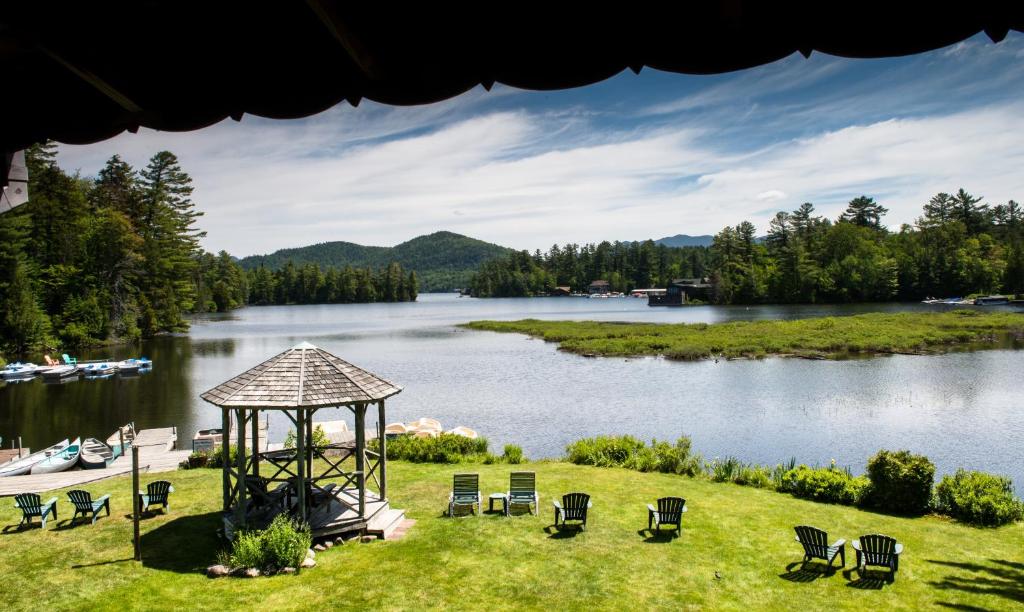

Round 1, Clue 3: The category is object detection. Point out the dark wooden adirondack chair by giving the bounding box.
[448,473,481,516]
[67,490,111,525]
[245,476,289,510]
[648,496,687,535]
[553,492,592,530]
[794,525,846,569]
[506,471,539,516]
[14,493,57,529]
[852,534,903,579]
[139,480,174,514]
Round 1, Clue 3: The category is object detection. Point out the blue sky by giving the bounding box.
[59,33,1024,256]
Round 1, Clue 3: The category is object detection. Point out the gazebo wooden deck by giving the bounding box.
[201,341,405,539]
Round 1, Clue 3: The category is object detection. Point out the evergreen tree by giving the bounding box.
[840,196,888,229]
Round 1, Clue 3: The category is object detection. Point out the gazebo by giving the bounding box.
[200,341,403,538]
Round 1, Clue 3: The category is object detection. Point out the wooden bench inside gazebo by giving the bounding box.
[201,341,406,540]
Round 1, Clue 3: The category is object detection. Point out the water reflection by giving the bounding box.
[1,295,1022,486]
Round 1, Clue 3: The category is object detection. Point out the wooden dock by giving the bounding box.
[0,427,190,496]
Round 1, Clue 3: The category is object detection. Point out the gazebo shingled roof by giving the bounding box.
[201,341,401,408]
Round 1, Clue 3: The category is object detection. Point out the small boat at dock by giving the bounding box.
[40,365,79,381]
[106,423,135,458]
[82,362,118,378]
[79,438,115,469]
[117,357,153,375]
[30,437,81,474]
[1,363,39,380]
[0,439,70,477]
[974,295,1009,305]
[446,426,479,439]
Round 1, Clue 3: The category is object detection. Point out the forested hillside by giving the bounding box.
[239,231,510,292]
[470,192,1024,302]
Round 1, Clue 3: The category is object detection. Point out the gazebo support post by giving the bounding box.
[306,408,315,479]
[251,410,260,477]
[377,400,387,500]
[235,408,247,527]
[355,403,366,518]
[221,407,230,511]
[296,408,306,521]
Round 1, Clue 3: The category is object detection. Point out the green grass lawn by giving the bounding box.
[463,311,1024,360]
[1,462,1021,611]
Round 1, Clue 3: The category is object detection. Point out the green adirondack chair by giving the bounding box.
[14,493,57,529]
[139,480,174,514]
[794,525,846,568]
[648,496,687,535]
[506,471,539,516]
[553,492,592,530]
[448,473,481,516]
[61,353,77,366]
[67,490,110,525]
[853,534,903,579]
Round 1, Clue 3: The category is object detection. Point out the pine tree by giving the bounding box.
[840,196,888,229]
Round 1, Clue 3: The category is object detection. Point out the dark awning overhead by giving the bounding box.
[1,3,1022,152]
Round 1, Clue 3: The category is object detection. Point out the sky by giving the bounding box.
[58,33,1024,257]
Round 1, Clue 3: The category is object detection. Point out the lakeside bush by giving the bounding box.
[502,444,525,464]
[935,469,1024,526]
[780,464,870,506]
[224,514,311,571]
[183,446,237,469]
[862,450,935,515]
[376,434,489,463]
[566,435,704,475]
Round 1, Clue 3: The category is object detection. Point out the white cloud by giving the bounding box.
[756,190,786,201]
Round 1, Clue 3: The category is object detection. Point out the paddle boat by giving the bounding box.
[446,425,479,439]
[79,438,115,469]
[0,439,70,477]
[30,437,82,474]
[1,362,39,380]
[82,362,118,378]
[118,357,153,375]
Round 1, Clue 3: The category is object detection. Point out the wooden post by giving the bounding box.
[132,445,141,561]
[306,410,314,479]
[355,404,366,518]
[251,410,260,478]
[377,400,387,501]
[221,407,230,511]
[235,408,247,527]
[17,436,22,459]
[119,427,125,454]
[295,409,306,521]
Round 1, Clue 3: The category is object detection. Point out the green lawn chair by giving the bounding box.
[448,473,481,516]
[794,525,845,569]
[14,493,57,529]
[506,471,539,516]
[139,480,174,514]
[647,496,687,535]
[61,353,77,365]
[67,490,111,525]
[553,492,592,530]
[853,534,903,580]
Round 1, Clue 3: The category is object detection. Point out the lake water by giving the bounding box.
[2,294,1023,486]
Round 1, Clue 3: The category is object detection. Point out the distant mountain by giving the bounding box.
[637,234,714,248]
[237,231,512,292]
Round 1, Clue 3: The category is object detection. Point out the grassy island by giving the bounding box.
[463,310,1024,360]
[1,461,1021,610]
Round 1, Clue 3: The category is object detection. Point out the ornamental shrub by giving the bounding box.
[862,450,935,515]
[935,469,1024,526]
[227,514,311,571]
[780,465,869,506]
[565,435,647,467]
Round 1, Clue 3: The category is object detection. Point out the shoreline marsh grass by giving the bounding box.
[463,310,1024,360]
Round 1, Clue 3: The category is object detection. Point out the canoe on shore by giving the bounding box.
[79,438,114,469]
[0,438,70,477]
[31,437,81,474]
